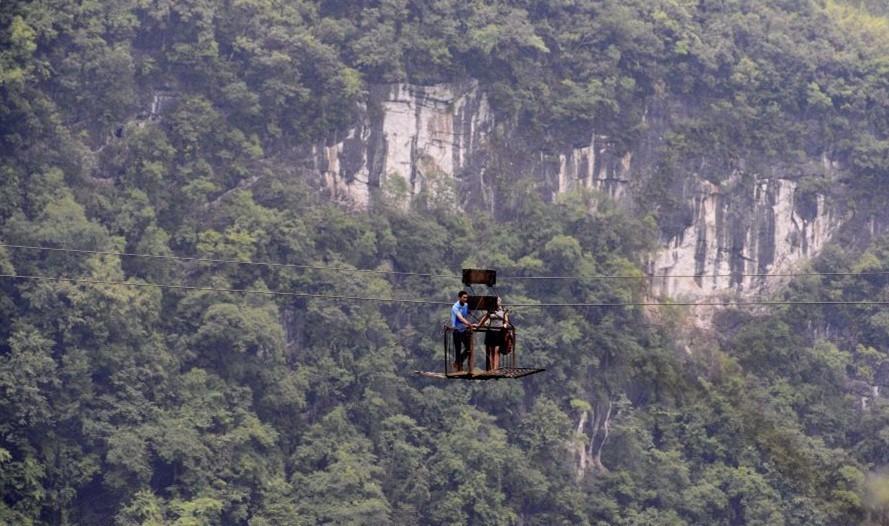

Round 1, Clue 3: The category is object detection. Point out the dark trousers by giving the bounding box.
[453,330,471,368]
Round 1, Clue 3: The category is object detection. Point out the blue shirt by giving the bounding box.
[451,301,469,332]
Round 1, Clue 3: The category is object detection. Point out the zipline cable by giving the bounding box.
[502,270,889,280]
[0,243,458,280]
[4,242,889,282]
[3,273,888,308]
[0,273,452,304]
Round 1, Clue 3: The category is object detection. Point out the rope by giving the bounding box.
[502,270,889,280]
[2,273,886,308]
[0,243,459,280]
[5,242,889,282]
[0,273,451,305]
[507,300,889,307]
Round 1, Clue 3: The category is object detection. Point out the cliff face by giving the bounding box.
[648,176,839,298]
[305,81,846,299]
[308,82,639,209]
[310,82,493,210]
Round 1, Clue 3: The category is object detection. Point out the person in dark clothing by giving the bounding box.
[477,296,509,371]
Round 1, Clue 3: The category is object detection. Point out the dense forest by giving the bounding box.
[4,0,889,524]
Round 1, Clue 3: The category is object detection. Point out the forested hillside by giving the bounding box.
[4,0,889,524]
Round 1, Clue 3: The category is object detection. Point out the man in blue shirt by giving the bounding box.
[450,291,474,372]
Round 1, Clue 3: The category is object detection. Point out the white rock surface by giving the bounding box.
[315,82,492,208]
[311,80,845,302]
[649,177,840,299]
[555,136,631,200]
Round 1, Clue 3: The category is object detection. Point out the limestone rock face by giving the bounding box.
[544,139,844,299]
[311,82,492,209]
[530,136,633,202]
[648,176,839,299]
[307,80,847,300]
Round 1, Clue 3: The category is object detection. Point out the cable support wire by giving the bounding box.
[0,243,460,280]
[503,270,889,280]
[4,243,889,282]
[3,273,889,308]
[0,273,451,305]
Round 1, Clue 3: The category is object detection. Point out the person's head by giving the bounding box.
[496,296,502,308]
[458,291,469,304]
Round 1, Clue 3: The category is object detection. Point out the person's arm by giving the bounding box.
[456,311,474,328]
[477,312,490,327]
[503,310,510,328]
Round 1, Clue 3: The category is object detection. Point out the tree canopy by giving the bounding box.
[4,0,889,524]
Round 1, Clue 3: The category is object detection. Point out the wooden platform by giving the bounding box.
[415,367,545,380]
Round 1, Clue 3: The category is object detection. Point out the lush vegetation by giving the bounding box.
[4,0,889,524]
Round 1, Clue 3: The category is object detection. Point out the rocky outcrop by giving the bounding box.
[531,136,633,202]
[309,81,644,213]
[305,80,848,301]
[311,82,492,209]
[542,148,844,301]
[648,175,840,298]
